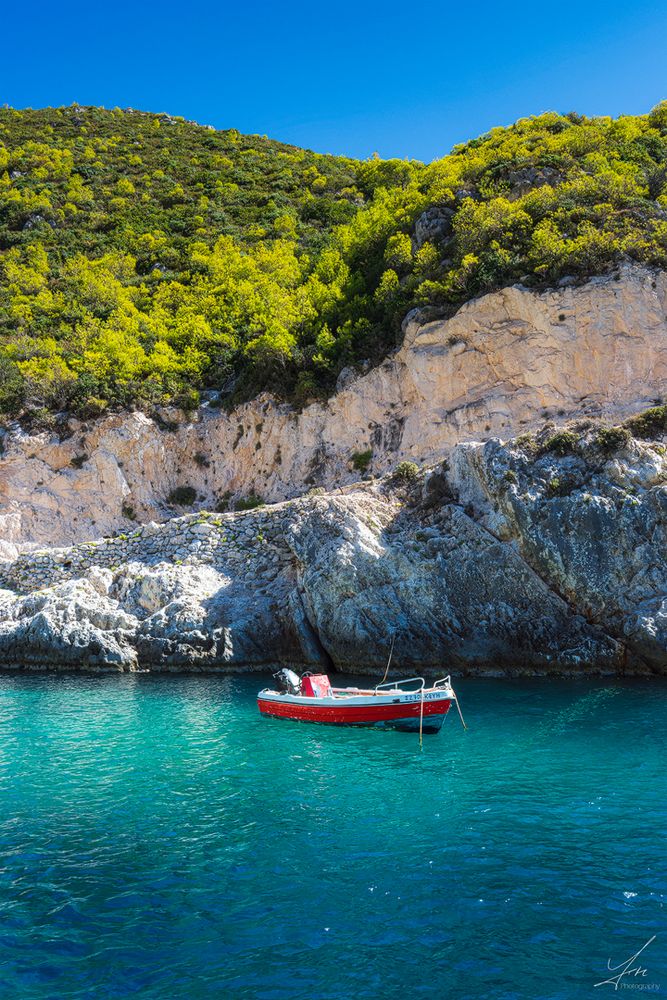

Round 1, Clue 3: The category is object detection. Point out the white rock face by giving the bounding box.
[0,578,138,671]
[0,427,666,676]
[2,264,667,549]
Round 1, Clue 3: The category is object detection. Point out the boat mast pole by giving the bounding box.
[419,686,425,750]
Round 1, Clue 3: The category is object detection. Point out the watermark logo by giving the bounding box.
[595,936,660,992]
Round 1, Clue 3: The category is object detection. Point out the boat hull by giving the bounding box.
[257,693,451,733]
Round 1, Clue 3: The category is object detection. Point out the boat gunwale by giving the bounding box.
[257,688,454,706]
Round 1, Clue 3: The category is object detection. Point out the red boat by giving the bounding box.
[257,670,459,734]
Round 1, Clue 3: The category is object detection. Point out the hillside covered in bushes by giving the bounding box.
[1,102,667,420]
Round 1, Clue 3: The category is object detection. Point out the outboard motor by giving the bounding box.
[273,668,301,695]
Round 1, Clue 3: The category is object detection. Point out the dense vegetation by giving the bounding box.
[2,102,667,421]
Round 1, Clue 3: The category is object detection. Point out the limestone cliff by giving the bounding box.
[2,263,667,553]
[0,422,665,676]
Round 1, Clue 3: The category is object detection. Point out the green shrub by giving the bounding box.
[193,451,210,468]
[292,373,319,407]
[215,491,231,513]
[167,486,197,506]
[504,469,517,484]
[77,396,108,420]
[122,503,136,520]
[514,433,537,455]
[543,430,578,456]
[0,356,25,414]
[393,460,420,481]
[594,425,632,454]
[70,453,88,469]
[235,494,265,511]
[648,100,667,131]
[172,388,201,413]
[351,449,373,473]
[625,406,667,439]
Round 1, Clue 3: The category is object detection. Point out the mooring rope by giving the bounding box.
[379,634,396,687]
[453,692,468,731]
[420,685,466,749]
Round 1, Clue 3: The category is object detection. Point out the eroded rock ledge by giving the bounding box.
[1,425,665,676]
[2,263,667,551]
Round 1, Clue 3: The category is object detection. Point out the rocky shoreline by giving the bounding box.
[1,425,666,677]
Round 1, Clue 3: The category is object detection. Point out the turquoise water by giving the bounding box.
[0,673,664,1000]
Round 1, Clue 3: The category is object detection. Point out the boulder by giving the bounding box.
[414,205,454,248]
[0,579,138,671]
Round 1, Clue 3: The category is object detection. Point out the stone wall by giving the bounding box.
[0,505,299,595]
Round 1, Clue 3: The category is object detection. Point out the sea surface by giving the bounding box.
[0,672,664,1000]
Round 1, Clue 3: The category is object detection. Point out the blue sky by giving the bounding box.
[2,0,667,162]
